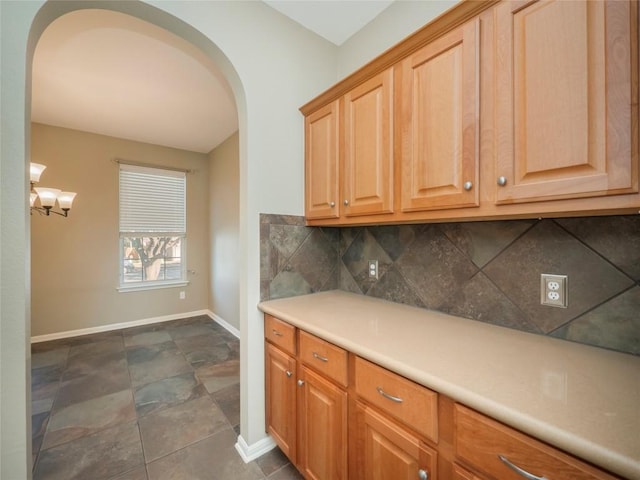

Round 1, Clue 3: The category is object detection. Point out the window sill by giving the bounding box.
[117,281,189,293]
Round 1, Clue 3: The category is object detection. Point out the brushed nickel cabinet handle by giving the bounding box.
[343,199,349,206]
[498,455,549,480]
[312,352,328,362]
[376,386,403,403]
[418,469,428,480]
[285,370,292,378]
[329,201,335,207]
[272,329,283,337]
[497,176,507,186]
[463,181,473,191]
[297,379,305,387]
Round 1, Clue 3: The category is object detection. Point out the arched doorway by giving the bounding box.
[4,0,333,474]
[21,1,261,477]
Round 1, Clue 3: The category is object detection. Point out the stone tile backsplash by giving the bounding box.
[260,214,640,356]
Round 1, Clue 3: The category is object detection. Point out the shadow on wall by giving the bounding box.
[260,214,640,356]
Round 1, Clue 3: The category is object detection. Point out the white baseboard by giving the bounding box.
[207,310,240,339]
[30,309,210,343]
[235,434,277,463]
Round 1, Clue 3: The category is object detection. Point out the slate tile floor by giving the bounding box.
[31,315,303,480]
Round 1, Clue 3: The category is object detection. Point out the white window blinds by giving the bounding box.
[119,164,186,233]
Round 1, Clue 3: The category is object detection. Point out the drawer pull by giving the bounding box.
[272,329,283,337]
[312,352,329,362]
[498,455,549,480]
[418,468,428,480]
[285,370,292,377]
[376,386,403,403]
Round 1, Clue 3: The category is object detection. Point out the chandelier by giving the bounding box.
[29,163,77,217]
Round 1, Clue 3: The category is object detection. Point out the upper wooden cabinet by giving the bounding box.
[305,100,340,220]
[343,69,395,218]
[399,18,480,212]
[301,0,639,226]
[304,70,394,222]
[494,0,637,204]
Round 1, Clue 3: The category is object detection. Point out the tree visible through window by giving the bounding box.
[119,163,186,288]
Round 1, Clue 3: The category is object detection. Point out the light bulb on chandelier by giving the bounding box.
[30,163,77,217]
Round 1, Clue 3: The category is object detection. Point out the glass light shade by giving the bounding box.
[57,192,76,210]
[30,192,38,207]
[34,187,61,208]
[30,163,47,183]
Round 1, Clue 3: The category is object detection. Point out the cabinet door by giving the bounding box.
[352,402,437,480]
[265,342,297,462]
[400,18,479,212]
[495,0,637,204]
[305,100,340,220]
[298,366,348,480]
[343,69,394,217]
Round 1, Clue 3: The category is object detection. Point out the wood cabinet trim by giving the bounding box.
[300,0,500,116]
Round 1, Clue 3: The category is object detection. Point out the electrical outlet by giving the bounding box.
[368,260,378,279]
[541,274,567,308]
[179,291,186,300]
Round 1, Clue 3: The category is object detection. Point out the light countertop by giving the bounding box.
[258,290,640,479]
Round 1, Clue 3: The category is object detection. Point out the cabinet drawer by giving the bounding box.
[354,356,438,443]
[455,404,617,480]
[299,330,348,387]
[264,315,296,355]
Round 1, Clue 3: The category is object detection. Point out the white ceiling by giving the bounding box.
[265,1,393,46]
[31,3,393,154]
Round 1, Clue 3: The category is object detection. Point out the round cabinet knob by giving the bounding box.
[285,371,292,378]
[497,176,507,186]
[418,469,428,480]
[297,380,305,387]
[329,201,335,208]
[343,199,349,206]
[463,181,473,191]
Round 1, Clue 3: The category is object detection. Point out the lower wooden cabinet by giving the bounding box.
[298,366,348,480]
[351,401,437,480]
[265,342,297,462]
[265,319,348,480]
[265,314,621,480]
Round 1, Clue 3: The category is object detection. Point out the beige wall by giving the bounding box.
[208,131,240,330]
[30,123,210,337]
[337,0,457,78]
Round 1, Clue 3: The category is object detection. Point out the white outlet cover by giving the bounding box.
[541,274,568,308]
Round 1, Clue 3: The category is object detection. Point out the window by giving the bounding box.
[119,163,187,290]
